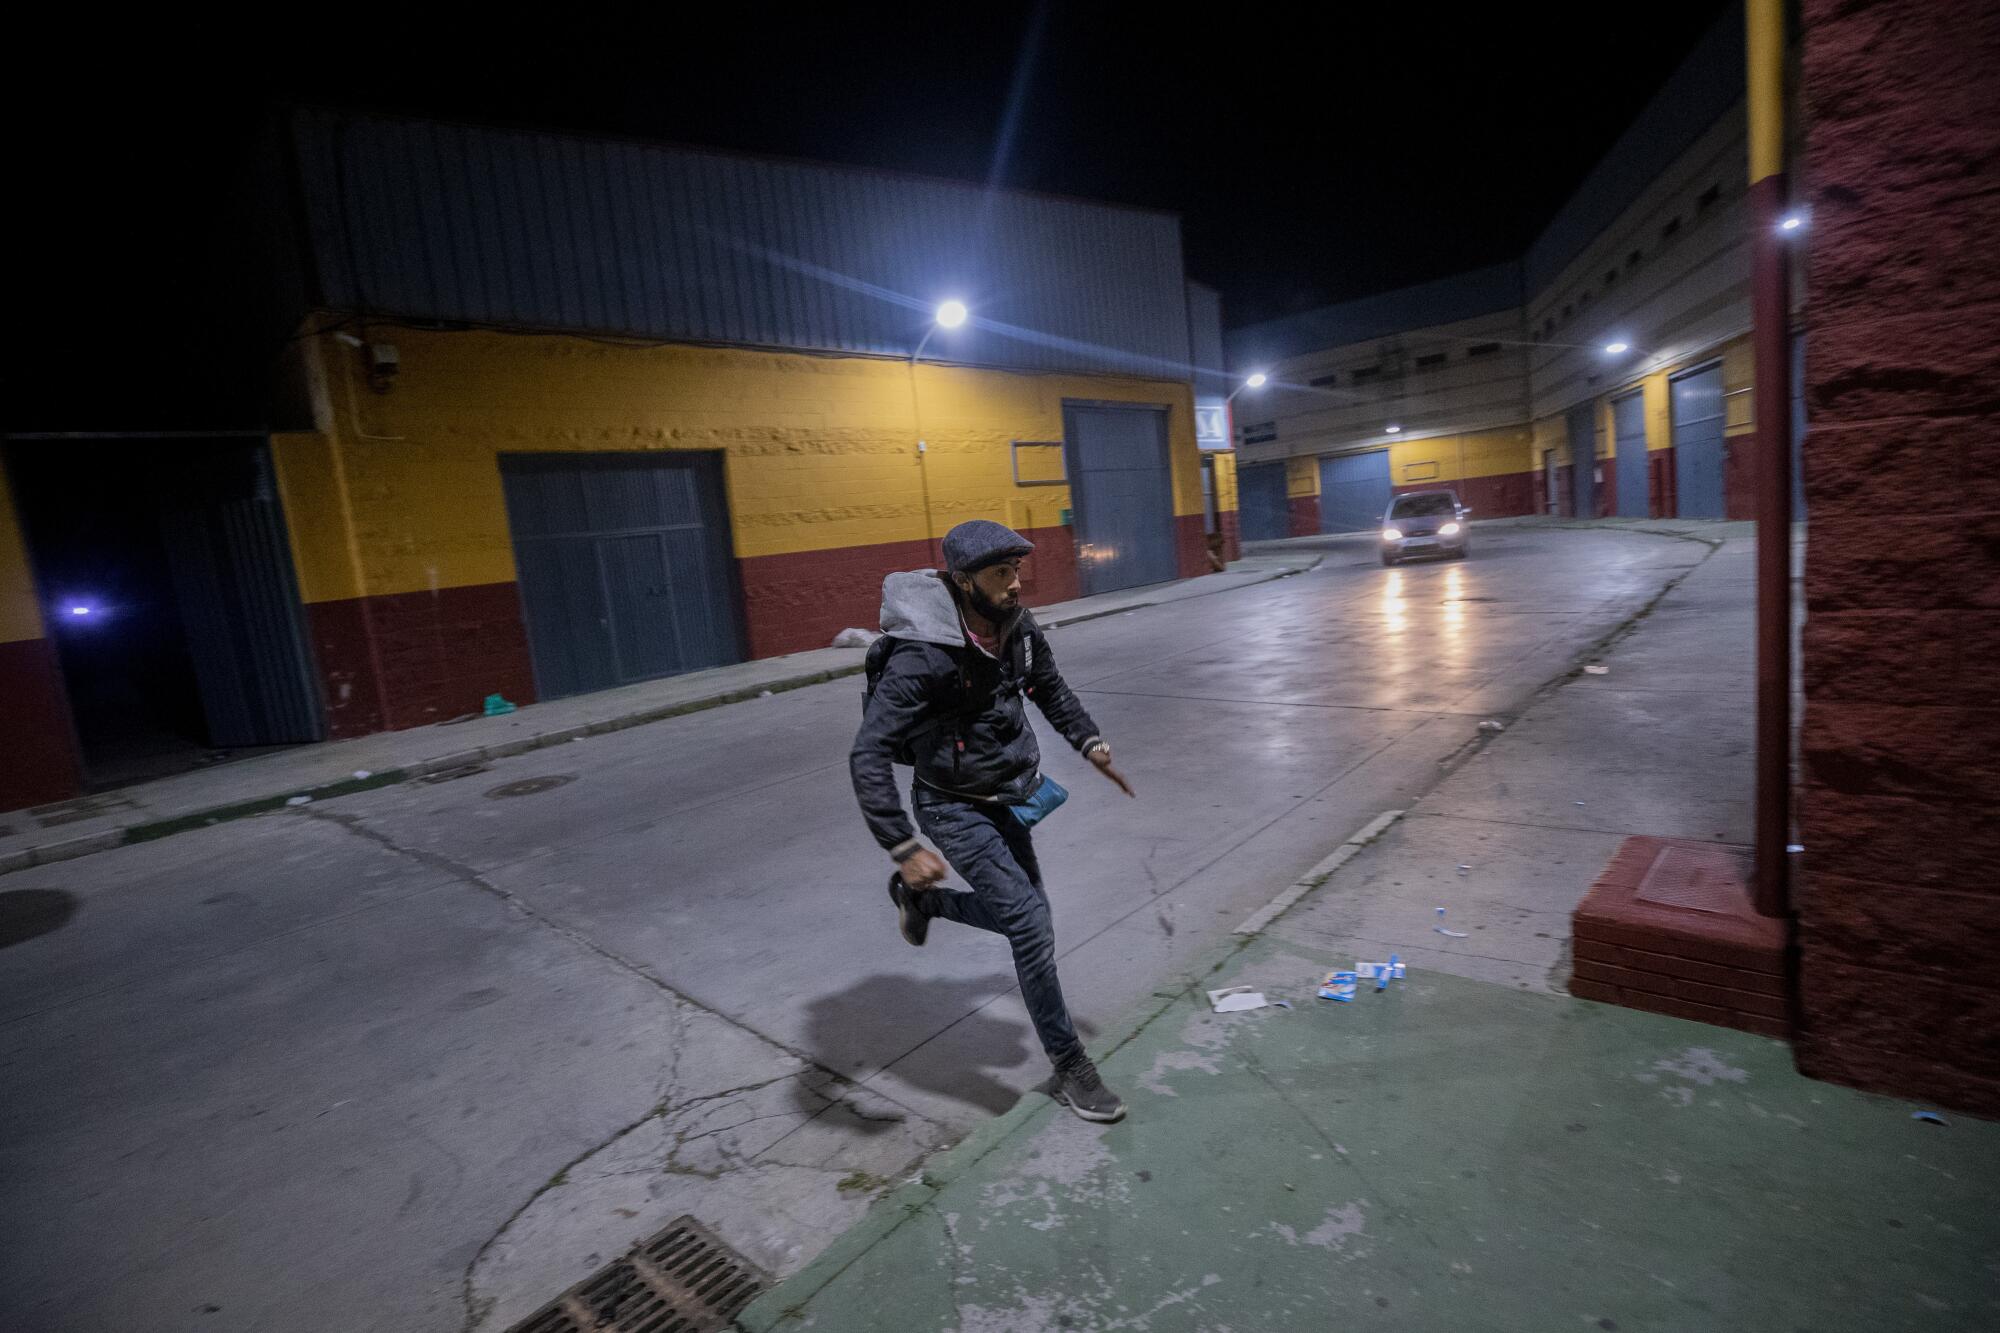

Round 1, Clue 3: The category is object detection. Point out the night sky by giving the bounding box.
[9,1,1731,427]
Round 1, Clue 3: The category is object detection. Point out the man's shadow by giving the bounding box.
[798,971,1097,1122]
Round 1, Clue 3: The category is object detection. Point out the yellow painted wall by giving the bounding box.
[1285,455,1319,497]
[1213,451,1239,513]
[1388,426,1536,486]
[276,324,1203,602]
[1596,331,1756,460]
[0,464,48,645]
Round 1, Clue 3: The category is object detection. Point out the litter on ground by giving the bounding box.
[352,770,372,780]
[1434,907,1470,938]
[1208,986,1270,1014]
[285,795,312,807]
[1912,1110,1948,1126]
[1584,664,1610,675]
[1316,971,1358,1003]
[1479,720,1506,732]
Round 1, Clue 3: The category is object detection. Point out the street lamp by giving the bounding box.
[1779,212,1806,233]
[1384,424,1402,434]
[1226,370,1270,403]
[912,299,969,363]
[1603,341,1630,355]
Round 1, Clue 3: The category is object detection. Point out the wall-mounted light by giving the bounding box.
[1385,424,1402,434]
[1603,341,1630,355]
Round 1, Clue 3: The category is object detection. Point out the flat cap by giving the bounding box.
[942,519,1035,574]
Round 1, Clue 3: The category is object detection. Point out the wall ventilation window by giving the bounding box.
[1627,249,1643,270]
[1467,342,1502,358]
[1350,365,1384,385]
[1242,421,1279,445]
[1662,216,1683,241]
[1415,352,1447,370]
[1308,372,1340,388]
[1697,183,1722,212]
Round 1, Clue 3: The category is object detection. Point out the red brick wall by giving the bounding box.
[0,636,81,810]
[1795,0,2000,1114]
[307,583,538,736]
[738,523,1085,659]
[1286,496,1320,537]
[1394,470,1538,518]
[1648,449,1679,519]
[1174,513,1209,578]
[1219,509,1242,563]
[1724,437,1759,520]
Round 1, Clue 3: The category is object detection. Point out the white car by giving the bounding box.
[1380,490,1471,566]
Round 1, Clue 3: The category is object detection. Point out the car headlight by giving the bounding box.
[1439,522,1461,536]
[1381,528,1402,542]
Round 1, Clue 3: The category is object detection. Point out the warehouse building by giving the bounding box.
[0,113,1232,809]
[1229,9,1802,536]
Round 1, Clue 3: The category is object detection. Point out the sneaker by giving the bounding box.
[1052,1057,1126,1123]
[887,873,929,947]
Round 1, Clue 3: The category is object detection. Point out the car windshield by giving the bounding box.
[1390,494,1456,519]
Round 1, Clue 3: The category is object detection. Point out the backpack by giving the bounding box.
[862,629,1032,766]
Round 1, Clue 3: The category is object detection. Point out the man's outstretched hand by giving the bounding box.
[900,848,949,889]
[1089,745,1137,798]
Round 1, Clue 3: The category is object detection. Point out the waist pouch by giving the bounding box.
[1009,775,1069,830]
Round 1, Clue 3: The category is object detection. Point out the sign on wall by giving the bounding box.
[1195,398,1230,451]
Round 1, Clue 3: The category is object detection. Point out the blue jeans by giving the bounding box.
[911,784,1084,1070]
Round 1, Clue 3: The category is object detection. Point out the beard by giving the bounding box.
[960,580,1016,623]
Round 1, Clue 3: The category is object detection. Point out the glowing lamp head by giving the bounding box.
[1385,424,1402,434]
[1245,371,1268,389]
[934,300,968,329]
[1604,341,1630,355]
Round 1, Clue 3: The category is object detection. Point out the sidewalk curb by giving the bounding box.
[1,560,1320,879]
[732,806,1398,1332]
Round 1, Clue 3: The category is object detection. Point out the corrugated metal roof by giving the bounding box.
[293,110,1194,379]
[1184,281,1227,398]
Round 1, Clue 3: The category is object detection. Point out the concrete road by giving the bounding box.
[0,524,1711,1333]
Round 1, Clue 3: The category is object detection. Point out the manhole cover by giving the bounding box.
[419,763,490,785]
[506,1215,763,1333]
[1634,845,1751,915]
[486,774,577,799]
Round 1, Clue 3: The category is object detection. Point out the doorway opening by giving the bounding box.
[4,437,323,790]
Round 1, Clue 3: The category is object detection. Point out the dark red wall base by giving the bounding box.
[1650,449,1679,518]
[0,636,82,812]
[1286,496,1320,537]
[306,582,537,738]
[1219,510,1242,564]
[737,523,1087,660]
[1398,470,1539,518]
[1725,437,1759,520]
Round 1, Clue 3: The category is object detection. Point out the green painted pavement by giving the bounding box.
[741,936,1999,1333]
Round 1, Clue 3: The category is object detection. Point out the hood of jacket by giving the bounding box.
[879,569,1022,649]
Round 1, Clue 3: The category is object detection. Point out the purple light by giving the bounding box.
[70,606,92,617]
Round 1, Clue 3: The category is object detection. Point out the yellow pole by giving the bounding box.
[1747,0,1786,184]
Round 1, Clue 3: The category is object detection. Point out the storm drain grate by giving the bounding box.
[506,1215,764,1333]
[486,774,577,799]
[418,763,491,785]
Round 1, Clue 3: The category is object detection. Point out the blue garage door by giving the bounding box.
[1318,451,1392,533]
[1672,365,1727,519]
[501,452,743,700]
[1237,462,1289,541]
[1613,391,1648,518]
[1063,402,1178,595]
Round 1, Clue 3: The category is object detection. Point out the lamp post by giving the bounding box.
[909,300,968,565]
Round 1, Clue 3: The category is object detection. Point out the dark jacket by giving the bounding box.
[850,570,1101,858]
